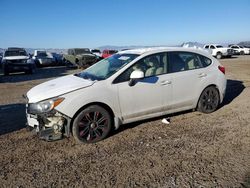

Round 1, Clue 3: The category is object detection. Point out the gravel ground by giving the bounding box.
[0,56,250,187]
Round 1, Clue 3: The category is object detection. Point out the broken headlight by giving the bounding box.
[28,97,64,114]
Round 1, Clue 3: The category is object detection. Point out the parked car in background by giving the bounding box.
[26,47,226,143]
[102,49,118,59]
[32,50,55,67]
[229,45,250,55]
[2,47,35,75]
[51,52,64,65]
[0,52,3,66]
[204,44,233,59]
[91,49,102,58]
[63,48,98,69]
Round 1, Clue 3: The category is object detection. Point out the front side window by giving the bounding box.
[210,45,215,49]
[114,52,168,83]
[76,53,139,81]
[168,52,203,73]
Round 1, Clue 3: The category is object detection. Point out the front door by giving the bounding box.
[114,52,172,123]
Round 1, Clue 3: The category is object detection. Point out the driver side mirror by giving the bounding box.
[128,70,144,86]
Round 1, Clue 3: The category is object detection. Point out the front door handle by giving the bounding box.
[160,80,172,85]
[198,73,207,78]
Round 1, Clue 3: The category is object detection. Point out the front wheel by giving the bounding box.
[72,105,112,143]
[197,86,220,113]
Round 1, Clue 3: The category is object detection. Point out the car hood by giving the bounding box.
[77,53,96,57]
[27,75,95,103]
[4,56,29,60]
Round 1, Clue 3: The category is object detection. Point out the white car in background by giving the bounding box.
[229,45,250,55]
[26,47,227,143]
[204,44,234,59]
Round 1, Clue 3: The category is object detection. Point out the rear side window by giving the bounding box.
[198,55,212,67]
[168,52,204,73]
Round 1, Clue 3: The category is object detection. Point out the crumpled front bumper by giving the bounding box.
[26,106,71,141]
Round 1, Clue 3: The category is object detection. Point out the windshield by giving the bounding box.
[216,45,223,48]
[75,49,90,55]
[37,51,48,57]
[4,50,27,57]
[91,49,101,53]
[76,53,139,81]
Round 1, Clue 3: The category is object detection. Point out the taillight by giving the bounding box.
[218,65,225,74]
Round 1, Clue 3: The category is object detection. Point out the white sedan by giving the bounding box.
[26,47,227,143]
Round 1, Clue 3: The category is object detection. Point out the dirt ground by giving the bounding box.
[0,56,250,187]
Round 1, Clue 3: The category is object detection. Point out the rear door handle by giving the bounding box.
[160,80,172,85]
[198,73,207,78]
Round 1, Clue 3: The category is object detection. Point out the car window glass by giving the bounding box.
[168,52,203,73]
[114,53,167,83]
[198,55,212,67]
[205,45,209,49]
[210,45,215,49]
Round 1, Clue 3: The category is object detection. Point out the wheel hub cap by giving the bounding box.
[90,122,97,129]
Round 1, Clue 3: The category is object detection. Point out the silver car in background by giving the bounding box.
[32,50,55,67]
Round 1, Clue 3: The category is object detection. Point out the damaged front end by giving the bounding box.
[26,97,71,141]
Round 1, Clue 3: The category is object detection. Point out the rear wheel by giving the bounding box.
[197,86,220,113]
[72,105,112,143]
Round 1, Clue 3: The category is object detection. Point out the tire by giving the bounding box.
[197,86,220,113]
[72,105,112,143]
[240,51,244,55]
[216,52,222,59]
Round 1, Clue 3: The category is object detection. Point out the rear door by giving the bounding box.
[167,51,208,111]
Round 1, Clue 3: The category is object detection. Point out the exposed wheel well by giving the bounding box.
[196,84,220,110]
[70,102,115,134]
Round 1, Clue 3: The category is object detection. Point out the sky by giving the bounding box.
[0,0,250,48]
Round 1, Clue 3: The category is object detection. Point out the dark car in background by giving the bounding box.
[51,52,64,65]
[2,47,35,75]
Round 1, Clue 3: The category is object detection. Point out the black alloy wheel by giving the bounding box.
[72,105,112,143]
[197,86,220,113]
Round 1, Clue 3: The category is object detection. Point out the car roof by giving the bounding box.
[118,47,211,57]
[204,44,223,46]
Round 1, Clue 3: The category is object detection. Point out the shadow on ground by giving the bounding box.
[221,79,245,106]
[0,103,26,136]
[0,66,75,83]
